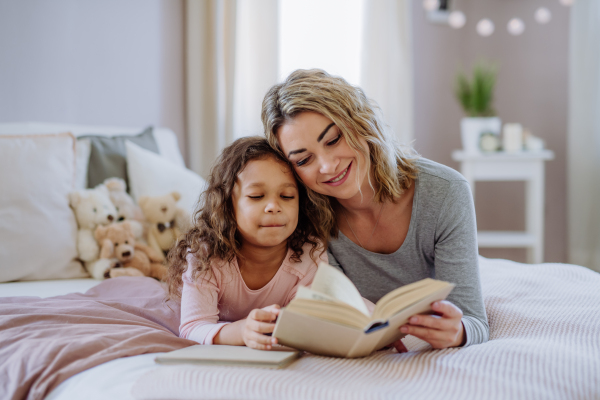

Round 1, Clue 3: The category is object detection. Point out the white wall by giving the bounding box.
[0,0,185,155]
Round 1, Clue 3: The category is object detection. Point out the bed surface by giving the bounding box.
[2,257,599,400]
[0,279,101,298]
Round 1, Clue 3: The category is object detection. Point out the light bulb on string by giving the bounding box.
[477,19,495,37]
[448,11,466,29]
[535,7,552,24]
[507,18,525,35]
[423,0,439,11]
[559,0,575,6]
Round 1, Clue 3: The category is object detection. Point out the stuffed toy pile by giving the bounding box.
[95,221,167,280]
[69,179,191,280]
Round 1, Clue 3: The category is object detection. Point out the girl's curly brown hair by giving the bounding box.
[167,136,327,300]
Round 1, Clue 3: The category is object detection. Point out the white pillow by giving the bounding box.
[126,140,207,216]
[0,133,88,282]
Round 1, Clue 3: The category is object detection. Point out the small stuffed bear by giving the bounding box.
[103,177,146,241]
[138,192,190,261]
[95,221,167,280]
[69,184,119,279]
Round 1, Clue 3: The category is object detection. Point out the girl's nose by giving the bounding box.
[264,199,282,213]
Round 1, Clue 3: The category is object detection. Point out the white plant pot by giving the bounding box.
[460,117,501,154]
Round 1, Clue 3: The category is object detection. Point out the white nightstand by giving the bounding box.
[451,150,554,264]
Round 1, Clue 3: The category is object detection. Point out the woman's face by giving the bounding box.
[277,112,369,200]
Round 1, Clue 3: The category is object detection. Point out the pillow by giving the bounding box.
[78,126,159,190]
[0,133,88,282]
[126,141,207,216]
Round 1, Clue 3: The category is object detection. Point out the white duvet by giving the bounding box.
[3,256,599,400]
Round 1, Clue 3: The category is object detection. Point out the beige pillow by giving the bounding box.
[0,133,88,282]
[126,140,207,216]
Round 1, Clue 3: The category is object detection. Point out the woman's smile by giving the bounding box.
[324,162,352,186]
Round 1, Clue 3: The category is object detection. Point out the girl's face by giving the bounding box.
[232,157,299,248]
[277,111,369,200]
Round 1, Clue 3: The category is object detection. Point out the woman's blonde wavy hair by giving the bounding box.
[261,69,419,238]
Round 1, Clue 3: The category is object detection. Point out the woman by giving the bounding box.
[261,69,488,351]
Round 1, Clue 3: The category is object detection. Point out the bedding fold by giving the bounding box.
[0,276,195,400]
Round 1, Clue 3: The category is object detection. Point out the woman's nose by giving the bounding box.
[319,154,339,175]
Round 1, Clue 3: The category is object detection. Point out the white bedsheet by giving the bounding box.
[0,279,101,298]
[5,257,599,400]
[45,354,161,400]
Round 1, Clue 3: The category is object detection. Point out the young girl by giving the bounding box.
[167,136,329,350]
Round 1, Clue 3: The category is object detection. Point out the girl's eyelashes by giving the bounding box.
[248,194,295,199]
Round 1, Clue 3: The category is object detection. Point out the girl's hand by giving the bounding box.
[395,301,465,350]
[241,304,280,350]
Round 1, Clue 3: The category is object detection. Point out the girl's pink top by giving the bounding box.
[179,243,327,344]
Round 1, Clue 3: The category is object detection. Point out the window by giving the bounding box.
[278,0,364,86]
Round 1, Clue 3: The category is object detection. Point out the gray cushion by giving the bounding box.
[79,126,159,191]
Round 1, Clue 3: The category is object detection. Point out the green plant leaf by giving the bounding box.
[454,60,497,117]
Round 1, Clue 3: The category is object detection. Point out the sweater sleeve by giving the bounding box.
[434,180,489,347]
[179,255,230,345]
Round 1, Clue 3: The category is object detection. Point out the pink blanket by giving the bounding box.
[0,277,195,400]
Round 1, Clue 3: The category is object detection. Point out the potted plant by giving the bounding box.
[454,61,501,154]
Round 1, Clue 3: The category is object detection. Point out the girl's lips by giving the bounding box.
[324,162,352,187]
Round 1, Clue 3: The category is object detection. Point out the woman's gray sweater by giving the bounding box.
[327,158,489,347]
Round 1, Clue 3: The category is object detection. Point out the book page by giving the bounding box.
[310,262,370,316]
[295,286,339,303]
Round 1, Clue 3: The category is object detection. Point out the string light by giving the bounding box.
[448,11,466,29]
[477,19,495,37]
[422,0,440,11]
[534,7,552,24]
[507,18,525,35]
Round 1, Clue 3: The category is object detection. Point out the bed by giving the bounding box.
[1,123,599,400]
[1,256,599,400]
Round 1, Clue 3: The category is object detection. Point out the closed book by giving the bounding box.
[155,344,300,369]
[273,262,454,358]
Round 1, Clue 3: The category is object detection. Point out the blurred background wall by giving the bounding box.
[412,0,569,263]
[0,0,573,264]
[0,0,186,151]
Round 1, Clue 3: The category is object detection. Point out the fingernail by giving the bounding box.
[410,317,418,324]
[271,338,276,344]
[433,302,439,308]
[266,345,271,350]
[400,326,408,333]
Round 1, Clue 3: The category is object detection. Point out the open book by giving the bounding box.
[155,344,300,369]
[273,262,455,358]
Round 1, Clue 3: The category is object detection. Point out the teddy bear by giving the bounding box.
[102,177,146,241]
[69,184,119,279]
[94,221,168,280]
[138,191,190,261]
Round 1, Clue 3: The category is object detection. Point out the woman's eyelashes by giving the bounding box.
[294,133,342,167]
[327,133,342,146]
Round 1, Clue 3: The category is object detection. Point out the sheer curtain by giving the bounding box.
[568,0,600,272]
[360,0,413,145]
[185,0,279,178]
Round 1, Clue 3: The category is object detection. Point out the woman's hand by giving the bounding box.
[241,304,280,350]
[394,301,465,351]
